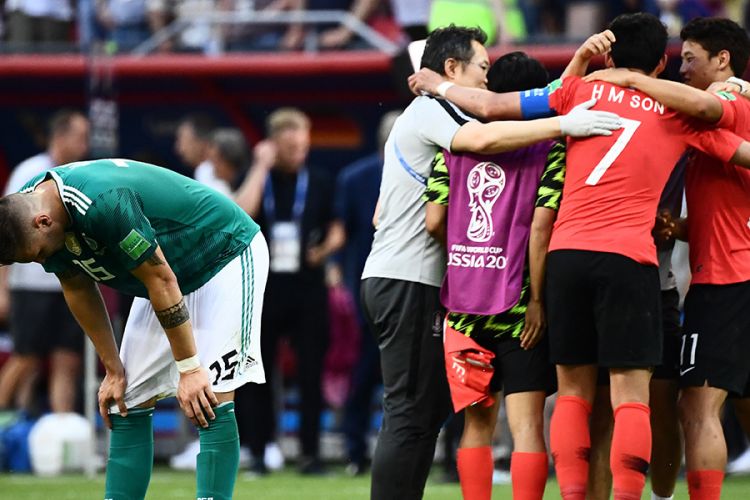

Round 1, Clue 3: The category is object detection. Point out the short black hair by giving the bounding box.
[421,24,488,75]
[608,13,667,74]
[487,51,549,93]
[48,109,85,138]
[0,195,30,265]
[681,17,750,78]
[179,113,216,141]
[211,128,249,172]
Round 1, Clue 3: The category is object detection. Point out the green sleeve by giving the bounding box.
[422,151,450,206]
[535,141,566,211]
[84,189,158,270]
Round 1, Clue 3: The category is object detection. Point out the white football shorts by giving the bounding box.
[112,233,269,412]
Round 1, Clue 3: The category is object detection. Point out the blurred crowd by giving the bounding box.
[2,0,750,54]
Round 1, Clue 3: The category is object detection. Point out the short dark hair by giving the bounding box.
[421,24,488,75]
[0,195,30,265]
[211,128,249,172]
[681,17,750,78]
[487,51,549,93]
[48,109,85,139]
[179,113,216,141]
[608,13,667,74]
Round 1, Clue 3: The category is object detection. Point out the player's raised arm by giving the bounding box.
[562,30,616,78]
[130,247,219,428]
[57,268,126,428]
[584,68,724,122]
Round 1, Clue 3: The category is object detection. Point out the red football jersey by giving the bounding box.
[687,93,750,285]
[547,76,742,265]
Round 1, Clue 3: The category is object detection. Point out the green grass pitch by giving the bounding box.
[3,468,750,499]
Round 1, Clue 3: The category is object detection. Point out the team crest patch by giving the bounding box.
[119,229,151,260]
[715,90,737,101]
[547,78,562,95]
[64,233,82,256]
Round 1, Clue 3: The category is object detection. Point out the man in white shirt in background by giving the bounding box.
[0,109,90,414]
[174,113,231,196]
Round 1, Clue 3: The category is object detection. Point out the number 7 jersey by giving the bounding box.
[20,159,260,297]
[546,75,743,265]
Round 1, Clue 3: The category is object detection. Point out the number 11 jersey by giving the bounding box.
[546,75,742,265]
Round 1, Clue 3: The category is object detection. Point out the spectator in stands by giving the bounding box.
[333,110,398,476]
[146,0,219,53]
[174,114,230,196]
[389,0,428,41]
[300,0,380,50]
[0,109,89,415]
[234,107,345,475]
[217,0,307,52]
[5,0,74,51]
[96,0,152,53]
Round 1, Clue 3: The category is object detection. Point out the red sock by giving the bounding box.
[511,451,548,500]
[611,402,651,500]
[457,446,493,500]
[550,395,592,500]
[687,470,724,500]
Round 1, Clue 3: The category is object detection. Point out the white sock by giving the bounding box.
[652,492,674,500]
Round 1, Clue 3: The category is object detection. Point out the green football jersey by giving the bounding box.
[20,158,260,298]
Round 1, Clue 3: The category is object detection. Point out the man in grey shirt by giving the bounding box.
[361,25,622,500]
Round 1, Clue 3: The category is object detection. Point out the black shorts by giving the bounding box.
[653,288,682,380]
[546,250,662,368]
[474,334,556,396]
[680,280,750,395]
[10,290,84,356]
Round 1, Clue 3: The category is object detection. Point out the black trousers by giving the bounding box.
[361,277,451,500]
[235,277,329,459]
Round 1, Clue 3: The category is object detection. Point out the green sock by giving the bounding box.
[104,408,154,500]
[196,402,240,500]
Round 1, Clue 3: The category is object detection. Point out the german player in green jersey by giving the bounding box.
[0,158,269,500]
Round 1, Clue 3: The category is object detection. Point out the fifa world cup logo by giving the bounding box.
[467,162,506,242]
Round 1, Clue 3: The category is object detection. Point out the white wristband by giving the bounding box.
[726,76,749,94]
[176,354,201,373]
[436,81,455,98]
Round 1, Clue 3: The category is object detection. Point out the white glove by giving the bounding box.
[559,98,623,137]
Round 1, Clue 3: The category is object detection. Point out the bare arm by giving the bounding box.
[451,119,560,154]
[307,220,346,267]
[520,207,554,349]
[730,141,750,169]
[130,247,218,427]
[584,69,724,123]
[0,266,9,325]
[57,268,125,427]
[562,30,616,78]
[425,202,447,246]
[233,140,276,217]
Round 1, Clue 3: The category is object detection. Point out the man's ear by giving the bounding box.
[717,49,731,72]
[33,213,52,229]
[653,54,669,77]
[443,58,460,80]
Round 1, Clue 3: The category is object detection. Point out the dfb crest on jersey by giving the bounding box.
[65,233,82,256]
